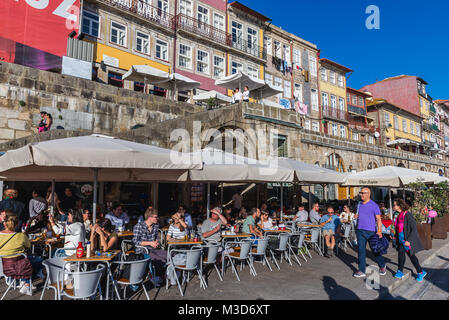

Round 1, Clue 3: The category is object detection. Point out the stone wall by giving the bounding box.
[0,61,203,143]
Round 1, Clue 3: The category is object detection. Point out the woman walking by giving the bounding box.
[392,199,427,282]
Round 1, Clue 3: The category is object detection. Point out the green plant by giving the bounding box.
[407,181,449,222]
[58,115,63,120]
[19,100,26,106]
[206,97,217,108]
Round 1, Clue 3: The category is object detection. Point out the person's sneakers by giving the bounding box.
[416,270,427,282]
[379,267,387,276]
[129,284,139,292]
[19,284,33,296]
[323,253,330,258]
[328,251,333,258]
[394,270,404,279]
[353,271,366,278]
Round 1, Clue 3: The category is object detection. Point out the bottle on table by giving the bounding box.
[86,241,91,258]
[76,241,84,258]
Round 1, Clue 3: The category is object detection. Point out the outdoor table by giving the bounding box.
[64,249,121,300]
[166,239,203,255]
[263,228,292,235]
[31,236,64,256]
[117,231,133,238]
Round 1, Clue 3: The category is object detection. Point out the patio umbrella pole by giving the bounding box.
[309,186,312,212]
[50,179,55,216]
[389,187,393,219]
[92,168,98,224]
[220,182,224,208]
[402,187,405,200]
[280,184,284,221]
[207,183,211,218]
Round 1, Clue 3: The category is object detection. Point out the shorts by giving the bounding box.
[322,229,335,237]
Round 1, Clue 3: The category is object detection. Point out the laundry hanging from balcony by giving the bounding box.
[272,57,293,74]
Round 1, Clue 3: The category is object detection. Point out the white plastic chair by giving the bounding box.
[40,257,69,300]
[110,256,151,300]
[249,237,272,274]
[57,264,105,300]
[0,254,32,300]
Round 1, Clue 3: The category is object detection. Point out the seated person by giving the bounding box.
[0,212,43,295]
[318,206,341,258]
[237,207,248,221]
[295,204,308,223]
[89,218,119,252]
[242,208,263,238]
[309,203,321,224]
[105,202,129,232]
[49,209,86,257]
[339,205,355,223]
[82,209,93,237]
[259,211,274,230]
[177,205,193,229]
[166,213,188,241]
[201,207,227,244]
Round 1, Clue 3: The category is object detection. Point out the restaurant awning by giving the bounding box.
[155,73,201,92]
[215,71,265,91]
[386,139,420,146]
[122,65,170,84]
[250,81,284,100]
[193,90,232,104]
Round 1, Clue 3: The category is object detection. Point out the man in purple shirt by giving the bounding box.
[353,187,386,278]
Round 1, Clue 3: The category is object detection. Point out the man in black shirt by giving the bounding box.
[59,187,79,213]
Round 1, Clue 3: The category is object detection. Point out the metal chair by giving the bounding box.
[120,239,135,261]
[57,264,105,300]
[0,254,32,300]
[289,232,310,262]
[40,257,69,300]
[303,228,323,256]
[166,245,206,296]
[269,233,302,268]
[340,224,353,250]
[201,240,223,282]
[110,256,151,300]
[222,239,256,281]
[249,237,272,274]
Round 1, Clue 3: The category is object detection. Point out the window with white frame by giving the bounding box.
[247,28,258,54]
[352,95,357,105]
[294,83,302,102]
[213,13,225,31]
[284,80,291,99]
[247,66,258,79]
[338,74,344,87]
[197,5,209,29]
[394,115,399,130]
[410,121,414,135]
[311,89,318,111]
[305,119,311,130]
[402,119,407,133]
[384,112,390,126]
[110,21,127,47]
[320,68,327,81]
[329,71,336,84]
[197,49,209,74]
[155,39,168,60]
[178,43,192,69]
[330,95,337,109]
[347,94,351,104]
[274,77,282,88]
[231,21,242,46]
[180,0,192,16]
[352,132,359,141]
[264,36,272,56]
[283,44,291,63]
[82,11,100,38]
[321,92,328,107]
[339,97,345,111]
[416,123,421,136]
[265,73,273,85]
[274,40,281,58]
[368,135,374,144]
[332,123,338,136]
[358,96,364,106]
[293,48,301,67]
[231,61,243,74]
[158,0,169,14]
[213,56,224,78]
[309,54,317,76]
[312,121,319,132]
[136,31,149,54]
[340,125,346,138]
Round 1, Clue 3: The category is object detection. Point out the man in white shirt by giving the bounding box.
[295,204,308,223]
[233,88,242,103]
[105,202,129,231]
[242,86,250,102]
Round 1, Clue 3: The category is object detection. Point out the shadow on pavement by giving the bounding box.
[322,276,360,300]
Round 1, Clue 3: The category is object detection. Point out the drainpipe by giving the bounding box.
[173,0,178,74]
[225,3,229,77]
[317,50,322,132]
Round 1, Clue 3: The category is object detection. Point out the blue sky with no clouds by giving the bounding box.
[237,0,449,99]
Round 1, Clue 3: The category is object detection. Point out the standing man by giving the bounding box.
[309,203,321,224]
[59,187,79,215]
[0,189,26,231]
[353,187,386,278]
[232,190,243,215]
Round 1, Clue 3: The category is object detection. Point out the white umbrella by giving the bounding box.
[342,166,449,187]
[193,90,232,104]
[215,71,265,92]
[122,65,169,83]
[155,73,201,100]
[250,81,284,100]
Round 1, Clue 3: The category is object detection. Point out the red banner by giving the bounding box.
[0,0,80,61]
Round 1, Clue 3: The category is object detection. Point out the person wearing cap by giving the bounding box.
[201,207,228,243]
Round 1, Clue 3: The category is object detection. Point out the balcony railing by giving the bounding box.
[347,104,367,116]
[430,104,436,114]
[322,106,349,122]
[231,38,267,60]
[102,0,175,29]
[175,14,231,47]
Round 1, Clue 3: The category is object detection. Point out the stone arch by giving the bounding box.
[420,167,427,172]
[203,125,256,158]
[397,162,406,168]
[367,161,379,170]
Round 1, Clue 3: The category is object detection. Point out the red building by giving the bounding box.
[346,87,376,143]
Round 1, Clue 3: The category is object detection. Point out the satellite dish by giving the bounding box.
[374,132,380,138]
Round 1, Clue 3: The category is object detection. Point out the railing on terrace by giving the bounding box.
[347,104,367,116]
[102,0,175,29]
[175,14,231,47]
[231,38,267,60]
[322,106,349,122]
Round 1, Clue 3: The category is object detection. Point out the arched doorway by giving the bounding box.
[325,153,346,200]
[367,161,378,170]
[397,162,405,168]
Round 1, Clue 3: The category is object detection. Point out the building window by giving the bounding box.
[402,119,407,133]
[347,94,351,104]
[338,75,344,87]
[352,132,359,141]
[82,11,100,38]
[309,55,317,76]
[274,40,281,58]
[340,125,346,138]
[320,68,327,81]
[247,27,258,54]
[110,21,127,47]
[352,95,357,105]
[329,71,336,84]
[293,48,301,67]
[155,39,168,60]
[384,112,390,127]
[231,21,243,46]
[214,13,225,31]
[416,123,420,136]
[265,73,273,85]
[178,43,192,69]
[339,97,345,111]
[213,56,224,78]
[197,50,209,74]
[332,123,338,136]
[284,80,291,99]
[197,5,209,29]
[294,83,302,102]
[394,115,399,130]
[312,121,319,132]
[358,96,364,107]
[321,92,329,107]
[410,122,414,135]
[264,36,272,56]
[305,119,311,130]
[231,61,243,74]
[180,0,192,16]
[330,95,337,109]
[274,76,282,88]
[283,44,291,63]
[273,134,288,157]
[108,72,123,88]
[247,66,258,79]
[136,31,149,54]
[311,89,318,111]
[158,0,169,14]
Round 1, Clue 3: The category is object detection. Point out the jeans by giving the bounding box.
[356,229,385,273]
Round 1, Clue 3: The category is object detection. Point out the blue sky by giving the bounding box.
[239,0,448,99]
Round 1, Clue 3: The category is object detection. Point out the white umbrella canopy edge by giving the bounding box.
[215,71,265,92]
[122,65,170,83]
[193,90,232,103]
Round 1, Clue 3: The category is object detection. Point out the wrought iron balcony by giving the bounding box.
[101,0,175,29]
[322,106,349,122]
[175,14,231,47]
[430,104,436,114]
[230,38,266,60]
[347,104,367,116]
